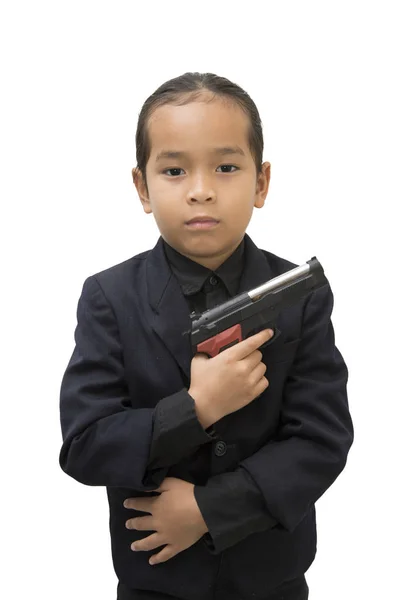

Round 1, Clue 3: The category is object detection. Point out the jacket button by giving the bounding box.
[214,441,227,456]
[209,275,218,286]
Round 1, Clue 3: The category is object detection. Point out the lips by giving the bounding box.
[186,216,219,224]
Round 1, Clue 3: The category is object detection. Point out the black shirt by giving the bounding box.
[163,237,245,314]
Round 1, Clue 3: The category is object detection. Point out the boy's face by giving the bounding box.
[133,94,270,270]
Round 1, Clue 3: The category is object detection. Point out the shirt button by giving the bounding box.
[209,275,218,286]
[214,441,227,456]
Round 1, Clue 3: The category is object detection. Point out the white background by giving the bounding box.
[1,1,399,598]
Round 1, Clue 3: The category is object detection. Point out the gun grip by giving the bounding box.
[196,324,243,358]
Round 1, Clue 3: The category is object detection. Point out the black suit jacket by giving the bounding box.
[59,234,354,600]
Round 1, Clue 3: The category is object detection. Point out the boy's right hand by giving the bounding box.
[188,328,274,428]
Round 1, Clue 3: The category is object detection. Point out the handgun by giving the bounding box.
[189,257,328,357]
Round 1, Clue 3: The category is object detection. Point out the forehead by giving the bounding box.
[146,97,251,156]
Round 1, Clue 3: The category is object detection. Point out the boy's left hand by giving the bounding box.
[124,477,209,565]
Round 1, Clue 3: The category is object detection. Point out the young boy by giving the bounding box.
[59,72,354,600]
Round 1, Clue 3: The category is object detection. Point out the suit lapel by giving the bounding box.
[144,235,275,382]
[238,234,274,294]
[145,237,193,381]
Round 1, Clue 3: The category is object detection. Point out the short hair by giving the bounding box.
[135,72,264,189]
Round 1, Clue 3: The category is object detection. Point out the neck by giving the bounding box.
[180,239,244,271]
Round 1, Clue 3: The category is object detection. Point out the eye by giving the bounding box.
[162,168,185,177]
[216,165,239,173]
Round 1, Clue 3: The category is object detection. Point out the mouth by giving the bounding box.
[185,217,220,230]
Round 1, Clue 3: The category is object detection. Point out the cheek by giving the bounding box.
[147,183,177,216]
[151,198,179,226]
[229,197,255,221]
[147,174,170,200]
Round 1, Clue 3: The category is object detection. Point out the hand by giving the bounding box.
[124,477,208,566]
[189,328,274,425]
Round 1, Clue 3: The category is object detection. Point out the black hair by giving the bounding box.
[134,72,264,189]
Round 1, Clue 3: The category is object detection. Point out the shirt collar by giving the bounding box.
[162,238,245,297]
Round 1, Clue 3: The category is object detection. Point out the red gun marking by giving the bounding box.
[196,324,243,358]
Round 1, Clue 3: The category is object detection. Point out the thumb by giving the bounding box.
[193,352,210,361]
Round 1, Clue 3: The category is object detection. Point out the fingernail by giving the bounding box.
[268,329,274,336]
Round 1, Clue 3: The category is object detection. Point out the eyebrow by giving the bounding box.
[155,146,246,162]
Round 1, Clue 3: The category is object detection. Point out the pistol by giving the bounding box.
[189,257,328,358]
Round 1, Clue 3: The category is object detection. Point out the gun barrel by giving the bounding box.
[248,263,310,300]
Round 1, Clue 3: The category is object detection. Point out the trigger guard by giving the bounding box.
[259,327,281,349]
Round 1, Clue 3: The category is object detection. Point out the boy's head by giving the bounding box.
[132,72,270,270]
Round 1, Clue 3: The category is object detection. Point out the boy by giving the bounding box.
[59,72,354,600]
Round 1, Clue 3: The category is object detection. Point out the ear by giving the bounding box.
[132,167,152,214]
[254,162,271,209]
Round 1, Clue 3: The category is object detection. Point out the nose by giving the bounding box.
[186,174,216,204]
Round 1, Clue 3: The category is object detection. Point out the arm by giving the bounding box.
[194,467,278,553]
[146,391,217,471]
[59,276,215,489]
[194,283,354,554]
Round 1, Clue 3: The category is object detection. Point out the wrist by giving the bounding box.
[192,485,209,534]
[188,389,215,430]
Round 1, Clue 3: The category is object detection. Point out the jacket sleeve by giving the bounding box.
[194,468,278,554]
[146,391,217,471]
[194,282,354,554]
[59,276,215,489]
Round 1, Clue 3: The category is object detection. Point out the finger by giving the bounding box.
[254,375,270,397]
[131,532,165,552]
[126,515,154,531]
[249,361,267,386]
[123,498,153,512]
[150,545,178,565]
[228,329,274,360]
[241,349,264,370]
